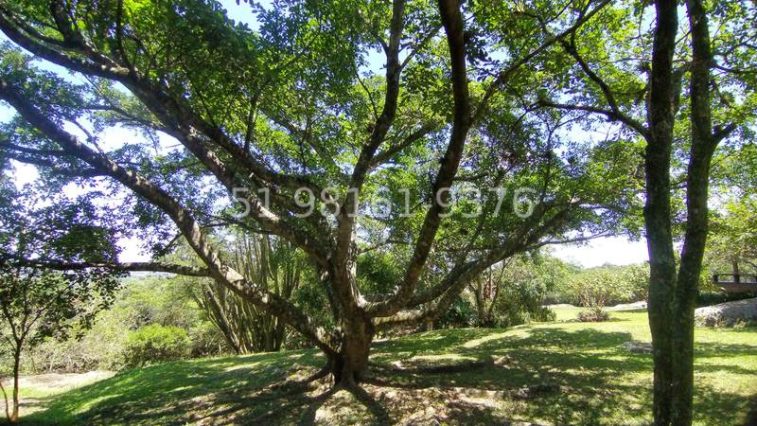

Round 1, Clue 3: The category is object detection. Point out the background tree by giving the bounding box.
[470,253,565,327]
[0,185,119,423]
[191,233,306,353]
[706,143,757,278]
[0,267,117,423]
[531,0,755,423]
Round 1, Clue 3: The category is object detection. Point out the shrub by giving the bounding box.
[123,324,191,367]
[466,254,567,328]
[577,307,610,322]
[436,296,477,328]
[560,264,649,307]
[532,306,557,322]
[188,321,227,357]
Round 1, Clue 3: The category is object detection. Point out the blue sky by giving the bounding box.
[0,0,649,268]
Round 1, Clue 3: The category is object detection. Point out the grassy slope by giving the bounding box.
[21,310,757,425]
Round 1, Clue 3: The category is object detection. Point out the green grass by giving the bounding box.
[20,309,757,425]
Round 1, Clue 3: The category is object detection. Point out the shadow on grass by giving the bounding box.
[23,350,326,425]
[369,327,755,425]
[22,326,756,425]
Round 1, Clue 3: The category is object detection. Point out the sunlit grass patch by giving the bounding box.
[21,311,757,425]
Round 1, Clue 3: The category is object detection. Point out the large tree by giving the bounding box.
[0,0,636,386]
[534,0,755,423]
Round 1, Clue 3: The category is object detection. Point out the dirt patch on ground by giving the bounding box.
[307,382,554,425]
[2,370,115,392]
[1,371,115,417]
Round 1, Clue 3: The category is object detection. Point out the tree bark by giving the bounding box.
[646,1,678,424]
[331,315,374,385]
[732,261,740,283]
[670,0,718,423]
[9,347,20,423]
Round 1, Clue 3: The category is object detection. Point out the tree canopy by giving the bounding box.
[0,0,643,384]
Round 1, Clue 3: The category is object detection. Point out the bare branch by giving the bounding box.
[2,257,211,277]
[537,99,649,137]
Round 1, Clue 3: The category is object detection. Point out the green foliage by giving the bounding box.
[557,263,649,307]
[26,276,228,373]
[0,0,674,370]
[704,187,757,277]
[468,254,565,328]
[436,297,477,328]
[0,1,753,398]
[123,324,191,368]
[357,251,404,295]
[577,307,611,322]
[0,180,121,424]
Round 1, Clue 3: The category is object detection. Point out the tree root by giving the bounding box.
[370,356,493,374]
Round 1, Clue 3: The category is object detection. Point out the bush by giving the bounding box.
[26,276,232,373]
[436,296,477,328]
[463,254,567,328]
[123,324,191,367]
[577,307,610,322]
[491,285,555,327]
[532,306,557,322]
[187,321,228,357]
[558,264,649,307]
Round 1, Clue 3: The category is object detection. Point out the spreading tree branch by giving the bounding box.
[367,0,472,317]
[0,79,337,356]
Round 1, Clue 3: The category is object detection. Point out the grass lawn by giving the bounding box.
[18,309,757,425]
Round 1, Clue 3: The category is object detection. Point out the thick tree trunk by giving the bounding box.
[646,245,676,426]
[331,316,374,385]
[670,143,713,425]
[669,0,717,423]
[646,1,678,424]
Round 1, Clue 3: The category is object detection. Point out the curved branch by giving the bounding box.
[0,7,331,255]
[376,204,574,326]
[367,0,472,317]
[0,79,337,356]
[472,0,613,124]
[2,257,211,277]
[537,100,649,137]
[368,122,439,169]
[538,9,649,139]
[336,0,406,253]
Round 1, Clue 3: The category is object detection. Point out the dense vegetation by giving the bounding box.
[7,254,749,377]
